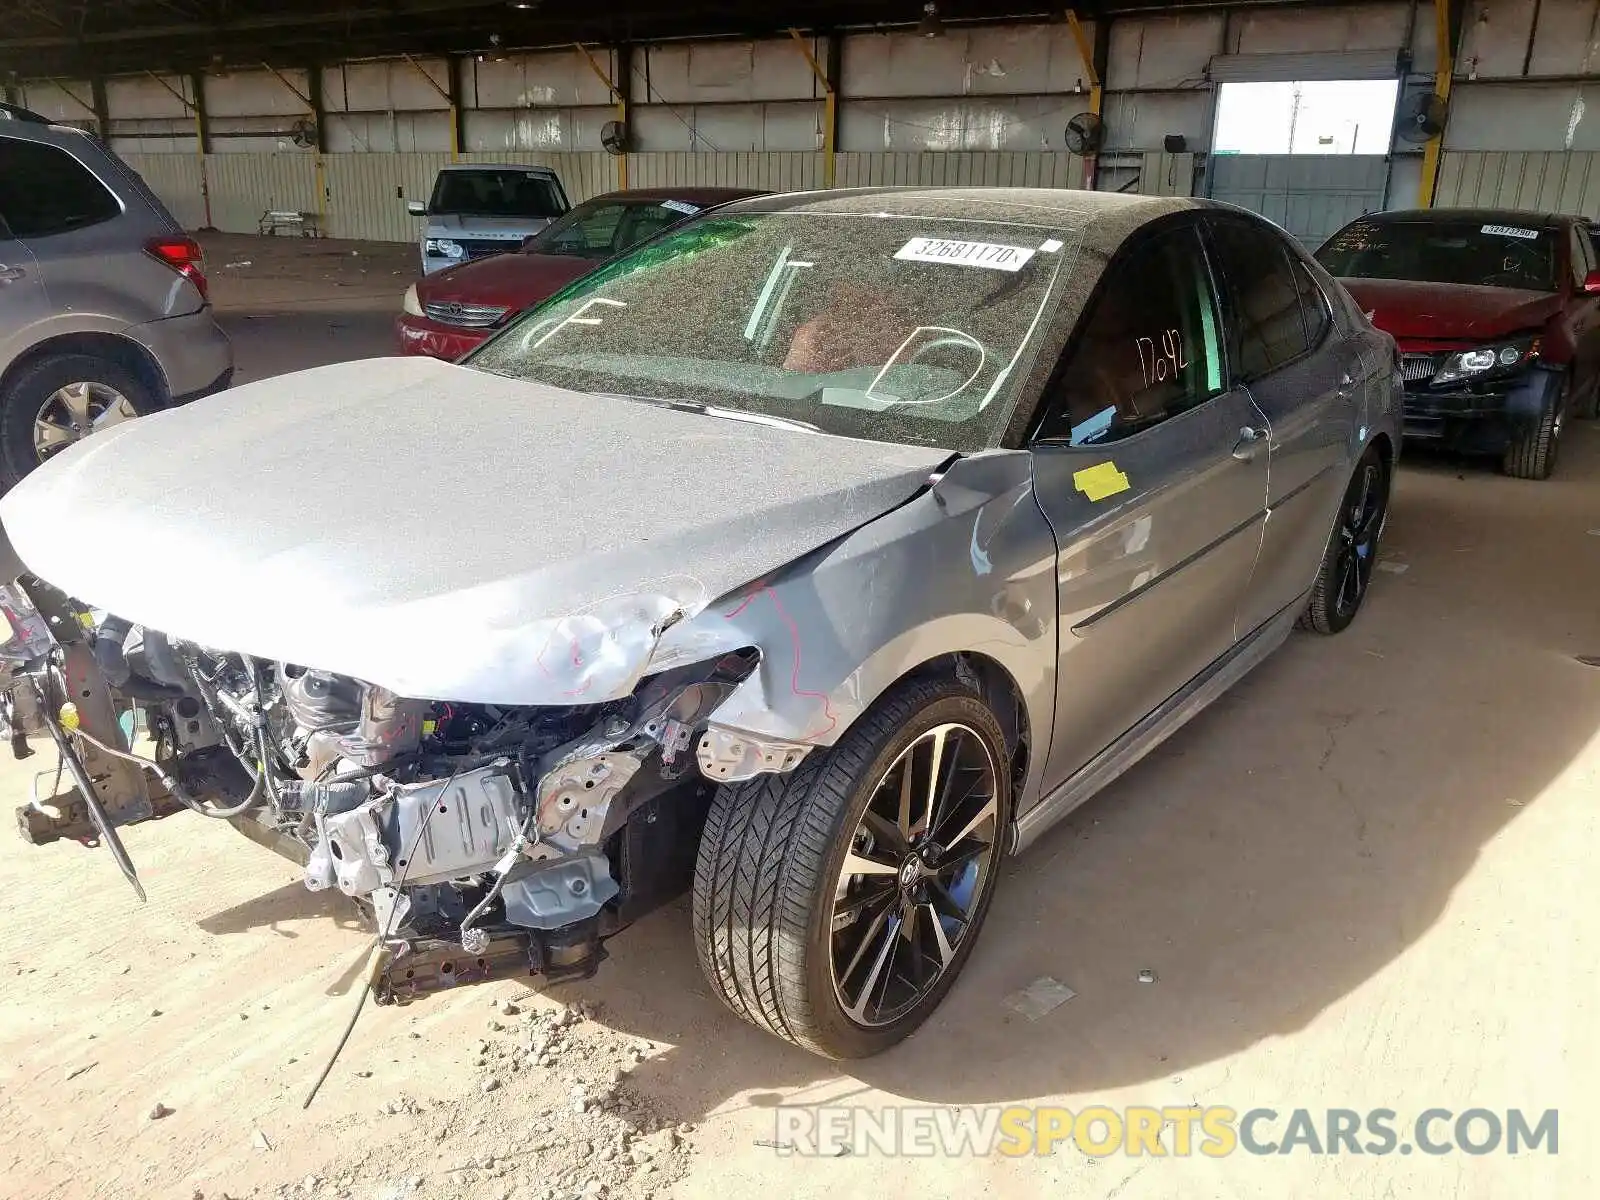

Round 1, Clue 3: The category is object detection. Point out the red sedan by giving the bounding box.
[1317,207,1600,479]
[396,187,764,360]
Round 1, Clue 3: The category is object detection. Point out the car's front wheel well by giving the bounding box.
[1368,430,1395,475]
[0,332,169,410]
[905,651,1029,794]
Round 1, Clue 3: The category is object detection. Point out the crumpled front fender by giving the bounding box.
[648,451,1059,806]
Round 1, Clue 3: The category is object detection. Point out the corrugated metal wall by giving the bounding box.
[1435,151,1600,218]
[119,149,1105,241]
[624,152,821,191]
[1210,154,1389,244]
[201,153,320,231]
[54,4,1482,246]
[834,151,1085,188]
[118,153,207,229]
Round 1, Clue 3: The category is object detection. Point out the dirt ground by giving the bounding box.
[1,234,1598,1199]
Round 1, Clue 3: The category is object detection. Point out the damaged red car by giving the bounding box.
[396,187,763,360]
[1317,207,1600,480]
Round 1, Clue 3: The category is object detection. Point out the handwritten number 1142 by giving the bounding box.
[1136,330,1188,386]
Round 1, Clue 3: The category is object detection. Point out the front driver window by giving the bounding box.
[1035,226,1225,446]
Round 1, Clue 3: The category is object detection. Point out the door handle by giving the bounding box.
[1337,372,1356,398]
[0,265,25,284]
[1232,425,1268,461]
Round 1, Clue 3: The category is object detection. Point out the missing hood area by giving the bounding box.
[0,357,950,1012]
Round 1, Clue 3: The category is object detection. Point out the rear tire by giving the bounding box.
[692,676,1011,1059]
[1574,374,1600,420]
[1501,374,1563,480]
[0,354,154,492]
[1299,443,1389,636]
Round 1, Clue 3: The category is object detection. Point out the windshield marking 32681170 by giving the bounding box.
[468,211,1073,452]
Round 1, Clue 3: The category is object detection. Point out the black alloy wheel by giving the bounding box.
[1300,443,1389,635]
[829,721,1002,1028]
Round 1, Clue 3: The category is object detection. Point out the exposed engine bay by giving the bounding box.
[3,573,782,1005]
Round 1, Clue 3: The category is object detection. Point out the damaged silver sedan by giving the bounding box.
[1,189,1401,1058]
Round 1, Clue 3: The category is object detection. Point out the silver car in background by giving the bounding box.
[406,163,570,274]
[0,103,233,492]
[1,188,1400,1061]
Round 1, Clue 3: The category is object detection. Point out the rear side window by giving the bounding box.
[1568,224,1594,287]
[1291,258,1331,348]
[1034,225,1226,446]
[0,137,120,238]
[1209,218,1311,379]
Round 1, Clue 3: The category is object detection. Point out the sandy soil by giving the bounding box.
[0,236,1597,1199]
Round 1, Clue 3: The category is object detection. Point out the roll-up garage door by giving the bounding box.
[1207,49,1404,84]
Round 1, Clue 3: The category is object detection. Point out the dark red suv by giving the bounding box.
[1317,207,1600,480]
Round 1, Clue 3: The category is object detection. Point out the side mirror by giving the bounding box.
[406,200,426,216]
[520,235,539,250]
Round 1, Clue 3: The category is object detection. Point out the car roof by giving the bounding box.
[718,186,1199,235]
[437,163,559,175]
[1357,206,1575,229]
[585,186,767,206]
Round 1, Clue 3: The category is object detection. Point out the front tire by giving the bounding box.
[1501,374,1563,480]
[692,676,1011,1058]
[1299,443,1389,636]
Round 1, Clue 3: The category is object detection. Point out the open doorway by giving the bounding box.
[1209,78,1399,245]
[1214,79,1400,155]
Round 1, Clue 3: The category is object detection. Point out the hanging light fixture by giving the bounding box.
[918,2,946,38]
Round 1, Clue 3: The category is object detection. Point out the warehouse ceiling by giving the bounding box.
[0,0,1335,80]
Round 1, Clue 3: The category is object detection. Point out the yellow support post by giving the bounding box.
[403,55,457,160]
[575,44,627,189]
[788,28,836,189]
[1065,10,1102,190]
[1419,0,1455,207]
[147,71,213,228]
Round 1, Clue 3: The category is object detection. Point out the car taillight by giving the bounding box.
[144,236,208,301]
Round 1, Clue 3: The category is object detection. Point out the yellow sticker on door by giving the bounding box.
[1073,461,1131,502]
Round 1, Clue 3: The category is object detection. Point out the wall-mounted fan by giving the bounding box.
[1064,111,1104,155]
[289,117,318,149]
[1398,91,1448,143]
[600,119,630,155]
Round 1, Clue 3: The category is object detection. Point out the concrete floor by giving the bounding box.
[0,235,1596,1199]
[202,232,417,381]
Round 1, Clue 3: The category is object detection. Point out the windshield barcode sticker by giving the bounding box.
[894,237,1036,271]
[660,200,700,215]
[1481,224,1539,240]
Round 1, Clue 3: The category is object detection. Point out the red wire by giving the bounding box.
[722,584,838,740]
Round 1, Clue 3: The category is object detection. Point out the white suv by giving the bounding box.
[406,163,570,274]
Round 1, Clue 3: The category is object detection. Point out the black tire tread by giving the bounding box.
[1298,445,1387,636]
[1501,377,1561,480]
[691,676,988,1058]
[0,353,152,492]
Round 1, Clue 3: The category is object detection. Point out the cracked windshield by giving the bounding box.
[468,212,1069,451]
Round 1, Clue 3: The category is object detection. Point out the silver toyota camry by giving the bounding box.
[0,188,1402,1059]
